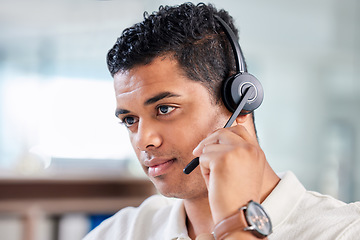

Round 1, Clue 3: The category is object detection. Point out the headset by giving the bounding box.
[217,15,264,114]
[183,15,264,174]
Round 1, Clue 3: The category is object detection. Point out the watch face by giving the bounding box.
[245,201,272,238]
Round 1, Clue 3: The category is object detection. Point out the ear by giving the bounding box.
[235,113,251,125]
[235,113,258,139]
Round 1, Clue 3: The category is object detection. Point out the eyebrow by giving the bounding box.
[144,91,181,105]
[115,91,181,117]
[115,109,130,117]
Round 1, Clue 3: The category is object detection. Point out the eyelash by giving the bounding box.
[157,105,176,115]
[119,105,177,128]
[119,116,138,128]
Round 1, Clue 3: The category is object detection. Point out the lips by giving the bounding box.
[144,158,176,177]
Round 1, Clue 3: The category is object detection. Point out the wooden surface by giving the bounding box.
[0,177,157,240]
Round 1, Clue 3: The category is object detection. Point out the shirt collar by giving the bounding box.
[261,171,306,230]
[163,197,190,240]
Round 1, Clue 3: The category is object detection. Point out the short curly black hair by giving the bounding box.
[107,2,245,104]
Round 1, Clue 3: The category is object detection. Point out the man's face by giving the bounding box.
[114,56,230,199]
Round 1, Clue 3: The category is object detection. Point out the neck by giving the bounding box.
[183,196,214,240]
[260,163,281,203]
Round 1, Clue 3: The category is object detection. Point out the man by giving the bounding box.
[84,3,360,240]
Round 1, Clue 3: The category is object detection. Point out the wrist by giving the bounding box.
[212,196,260,224]
[212,200,272,240]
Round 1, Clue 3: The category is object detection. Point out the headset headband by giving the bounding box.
[214,15,247,73]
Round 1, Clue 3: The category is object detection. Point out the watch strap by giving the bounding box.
[213,208,247,240]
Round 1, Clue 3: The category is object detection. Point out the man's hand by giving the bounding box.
[193,124,267,225]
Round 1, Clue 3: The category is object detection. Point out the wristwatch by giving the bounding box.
[212,200,272,239]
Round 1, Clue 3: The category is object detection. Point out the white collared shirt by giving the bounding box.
[83,172,360,240]
[83,194,188,240]
[263,172,360,239]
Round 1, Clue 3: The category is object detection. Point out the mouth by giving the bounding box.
[145,158,176,178]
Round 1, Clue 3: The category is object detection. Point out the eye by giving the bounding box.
[121,116,139,128]
[157,105,176,115]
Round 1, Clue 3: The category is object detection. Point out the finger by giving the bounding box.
[201,143,234,154]
[199,147,265,195]
[193,127,248,156]
[198,147,241,173]
[198,151,225,176]
[226,124,258,145]
[199,142,264,174]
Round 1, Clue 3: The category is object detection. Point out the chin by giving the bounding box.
[158,188,192,199]
[150,176,177,196]
[152,175,208,200]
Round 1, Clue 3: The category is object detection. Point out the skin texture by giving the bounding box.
[114,56,280,240]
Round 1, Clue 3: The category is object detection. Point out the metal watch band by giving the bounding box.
[212,208,247,240]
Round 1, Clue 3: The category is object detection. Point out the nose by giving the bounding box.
[133,119,163,151]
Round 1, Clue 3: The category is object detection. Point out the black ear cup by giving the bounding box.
[222,72,264,114]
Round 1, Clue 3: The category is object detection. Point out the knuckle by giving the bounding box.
[218,150,239,168]
[245,144,258,156]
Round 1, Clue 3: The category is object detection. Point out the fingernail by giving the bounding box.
[193,145,200,156]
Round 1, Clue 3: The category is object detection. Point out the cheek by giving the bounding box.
[128,133,140,156]
[170,115,222,152]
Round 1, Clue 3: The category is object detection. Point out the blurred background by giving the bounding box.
[0,0,359,239]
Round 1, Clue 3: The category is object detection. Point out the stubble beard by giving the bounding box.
[143,156,208,200]
[155,173,208,200]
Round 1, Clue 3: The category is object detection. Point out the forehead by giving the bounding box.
[114,57,206,100]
